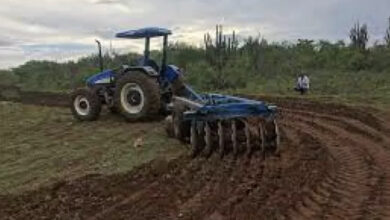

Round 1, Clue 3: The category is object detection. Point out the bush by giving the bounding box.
[0,70,19,86]
[0,36,389,102]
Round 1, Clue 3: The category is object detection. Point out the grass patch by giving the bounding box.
[0,102,185,194]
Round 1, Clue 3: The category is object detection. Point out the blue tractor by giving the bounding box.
[70,27,280,157]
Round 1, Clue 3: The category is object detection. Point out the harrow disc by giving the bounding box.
[166,115,280,158]
[258,122,265,153]
[231,120,238,156]
[203,122,212,157]
[190,121,205,157]
[244,120,252,156]
[271,119,281,153]
[190,123,198,156]
[217,121,225,158]
[165,115,174,138]
[200,118,280,157]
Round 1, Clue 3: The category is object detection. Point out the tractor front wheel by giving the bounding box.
[70,88,102,121]
[114,72,160,121]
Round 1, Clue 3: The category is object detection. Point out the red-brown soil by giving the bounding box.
[1,91,390,220]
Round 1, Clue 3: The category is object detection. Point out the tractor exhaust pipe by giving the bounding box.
[95,39,104,72]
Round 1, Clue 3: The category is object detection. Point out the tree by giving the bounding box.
[349,22,368,50]
[385,17,390,48]
[241,35,267,72]
[203,25,240,89]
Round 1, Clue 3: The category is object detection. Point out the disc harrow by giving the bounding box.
[166,92,280,158]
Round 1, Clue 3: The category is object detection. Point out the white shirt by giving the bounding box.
[297,75,310,89]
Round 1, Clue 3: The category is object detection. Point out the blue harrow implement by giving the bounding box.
[70,27,280,157]
[165,85,280,157]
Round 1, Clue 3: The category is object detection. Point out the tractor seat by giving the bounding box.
[137,57,160,72]
[145,59,160,72]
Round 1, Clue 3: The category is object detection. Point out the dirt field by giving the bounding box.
[0,91,390,219]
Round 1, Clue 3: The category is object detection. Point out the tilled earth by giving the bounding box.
[1,91,390,219]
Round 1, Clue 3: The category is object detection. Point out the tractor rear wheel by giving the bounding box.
[70,88,102,121]
[114,72,160,121]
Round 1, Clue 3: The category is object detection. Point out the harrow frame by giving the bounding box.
[169,89,280,157]
[176,94,277,121]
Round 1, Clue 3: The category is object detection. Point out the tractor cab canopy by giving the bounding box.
[115,27,172,72]
[116,27,172,39]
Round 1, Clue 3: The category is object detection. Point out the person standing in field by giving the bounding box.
[295,74,310,95]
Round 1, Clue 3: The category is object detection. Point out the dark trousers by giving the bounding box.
[294,87,308,95]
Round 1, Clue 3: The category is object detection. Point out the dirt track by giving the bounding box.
[1,91,390,219]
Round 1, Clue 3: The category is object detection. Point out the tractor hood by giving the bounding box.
[86,69,115,86]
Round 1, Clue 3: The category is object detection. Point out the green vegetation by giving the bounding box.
[1,21,390,107]
[0,102,184,194]
[0,70,19,86]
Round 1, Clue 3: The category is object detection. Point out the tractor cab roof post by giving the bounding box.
[161,35,168,72]
[144,37,150,65]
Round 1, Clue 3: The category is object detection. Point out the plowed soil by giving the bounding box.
[1,91,390,220]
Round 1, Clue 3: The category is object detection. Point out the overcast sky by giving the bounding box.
[0,0,389,69]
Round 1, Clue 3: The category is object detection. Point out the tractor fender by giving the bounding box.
[122,66,159,77]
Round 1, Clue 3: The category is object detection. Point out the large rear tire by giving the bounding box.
[70,88,102,121]
[114,72,160,121]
